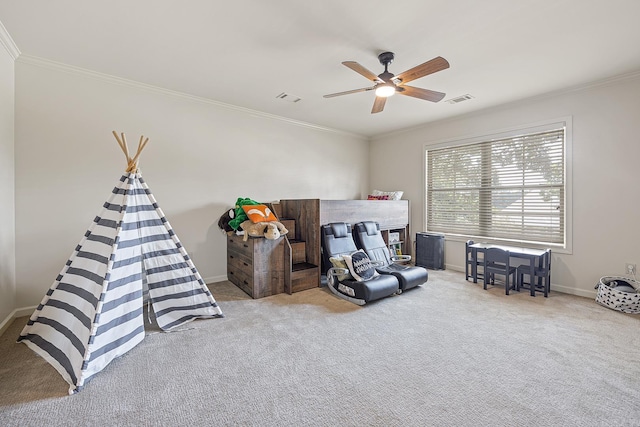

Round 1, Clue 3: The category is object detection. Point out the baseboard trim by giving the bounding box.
[445,264,597,299]
[549,284,596,299]
[204,275,228,285]
[0,306,36,337]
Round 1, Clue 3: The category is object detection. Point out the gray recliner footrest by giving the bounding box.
[376,264,427,290]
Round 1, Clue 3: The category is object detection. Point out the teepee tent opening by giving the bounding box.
[18,132,223,394]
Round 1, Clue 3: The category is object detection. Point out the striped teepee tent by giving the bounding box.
[18,132,223,394]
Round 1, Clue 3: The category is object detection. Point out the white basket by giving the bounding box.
[595,276,640,314]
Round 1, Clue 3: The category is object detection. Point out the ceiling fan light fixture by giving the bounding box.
[375,83,396,98]
[324,53,450,113]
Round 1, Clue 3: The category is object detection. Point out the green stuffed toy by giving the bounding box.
[228,197,261,231]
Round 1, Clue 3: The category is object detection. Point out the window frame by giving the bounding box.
[423,117,573,254]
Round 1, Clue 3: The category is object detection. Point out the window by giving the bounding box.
[426,120,570,248]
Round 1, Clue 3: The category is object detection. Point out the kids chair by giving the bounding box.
[321,222,399,305]
[517,249,551,297]
[353,221,428,293]
[465,240,483,282]
[483,247,517,295]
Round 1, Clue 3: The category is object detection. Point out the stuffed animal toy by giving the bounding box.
[217,208,235,234]
[239,220,288,241]
[228,197,261,231]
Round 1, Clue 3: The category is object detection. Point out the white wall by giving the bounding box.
[10,54,640,309]
[370,74,640,297]
[0,30,16,326]
[14,59,369,307]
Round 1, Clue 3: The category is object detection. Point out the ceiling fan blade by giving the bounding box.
[395,56,449,85]
[342,61,384,83]
[398,85,446,102]
[371,96,386,114]
[323,86,375,98]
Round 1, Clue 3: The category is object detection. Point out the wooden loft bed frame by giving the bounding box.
[276,199,410,293]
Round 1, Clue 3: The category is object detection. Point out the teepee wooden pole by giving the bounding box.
[112,131,129,162]
[120,132,130,161]
[130,136,149,168]
[113,131,149,173]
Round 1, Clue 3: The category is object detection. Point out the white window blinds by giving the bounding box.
[426,128,565,246]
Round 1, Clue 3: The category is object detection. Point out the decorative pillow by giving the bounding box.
[367,194,390,200]
[371,190,403,200]
[343,249,379,282]
[242,204,278,223]
[329,256,352,281]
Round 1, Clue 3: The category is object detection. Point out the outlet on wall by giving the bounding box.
[625,263,636,275]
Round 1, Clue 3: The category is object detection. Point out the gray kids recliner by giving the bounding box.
[353,221,428,293]
[321,222,399,305]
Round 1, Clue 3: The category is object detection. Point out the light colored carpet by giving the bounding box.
[1,270,639,427]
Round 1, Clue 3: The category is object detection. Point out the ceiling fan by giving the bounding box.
[324,52,450,114]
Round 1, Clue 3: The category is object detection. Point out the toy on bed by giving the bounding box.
[227,197,261,231]
[218,198,289,241]
[216,208,235,234]
[216,197,262,235]
[239,220,288,241]
[239,203,288,241]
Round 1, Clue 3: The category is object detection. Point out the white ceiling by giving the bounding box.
[2,0,640,137]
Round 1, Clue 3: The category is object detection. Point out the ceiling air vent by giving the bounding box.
[276,92,301,103]
[446,94,474,104]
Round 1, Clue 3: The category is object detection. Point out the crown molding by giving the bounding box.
[0,20,21,59]
[16,54,366,140]
[373,68,640,141]
[552,68,640,95]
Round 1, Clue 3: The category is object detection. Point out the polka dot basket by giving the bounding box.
[595,276,640,314]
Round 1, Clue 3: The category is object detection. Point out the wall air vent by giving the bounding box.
[276,92,302,103]
[446,94,474,104]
